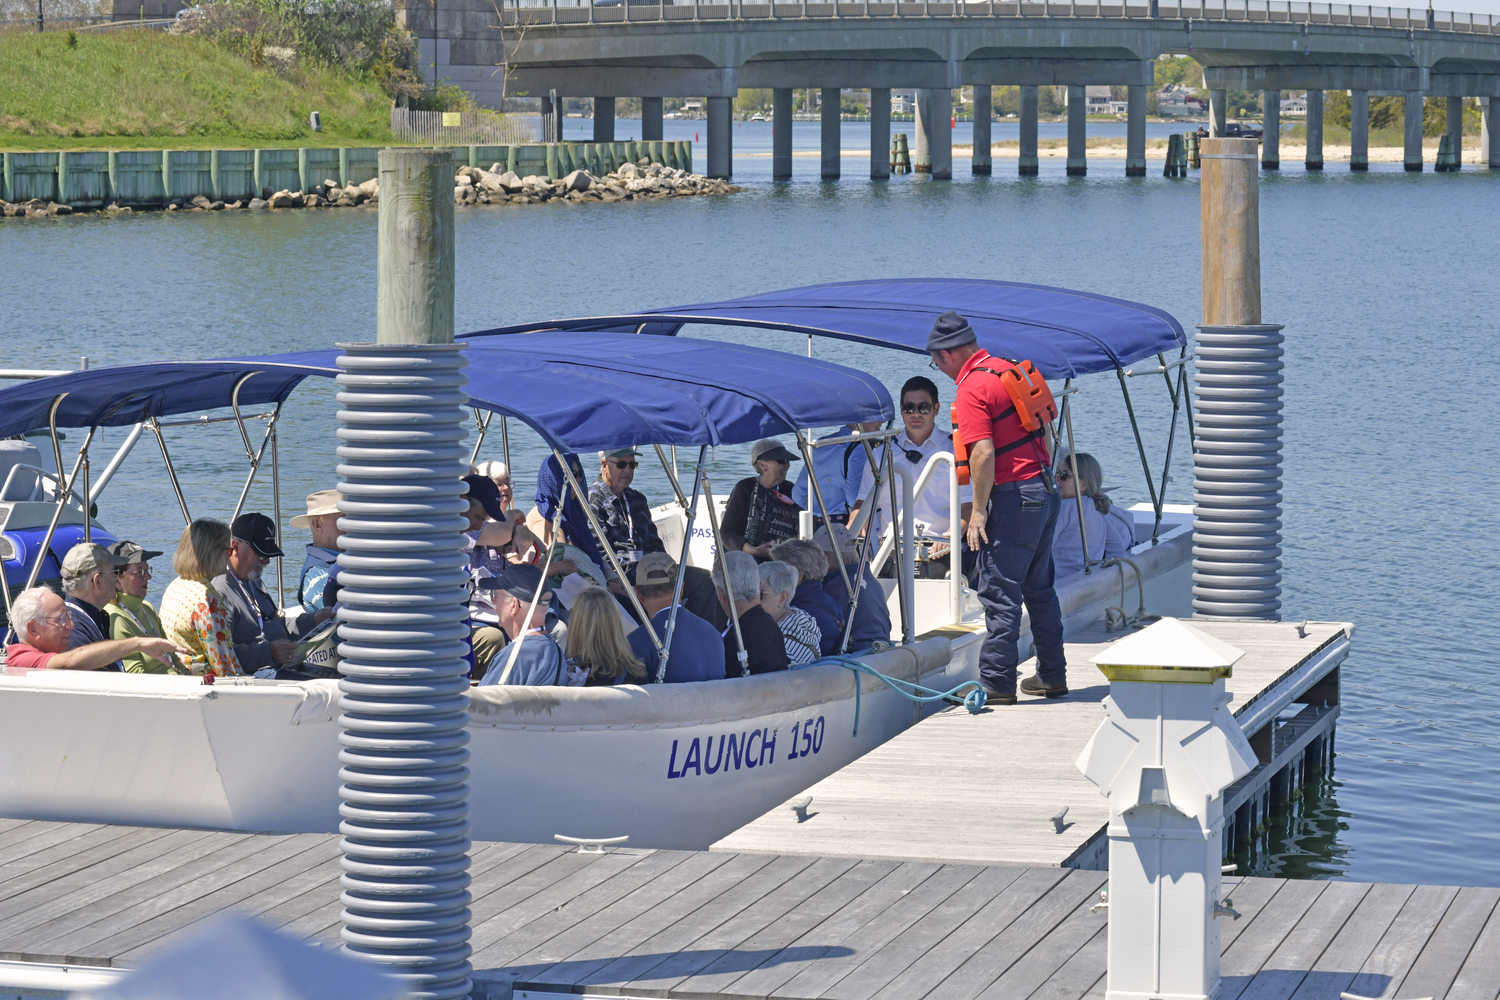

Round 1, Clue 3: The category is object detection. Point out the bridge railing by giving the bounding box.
[499,0,1498,34]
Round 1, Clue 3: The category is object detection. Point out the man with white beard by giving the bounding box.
[213,512,334,672]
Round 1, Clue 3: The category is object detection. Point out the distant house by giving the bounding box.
[1157,84,1205,117]
[1280,95,1307,116]
[892,93,914,114]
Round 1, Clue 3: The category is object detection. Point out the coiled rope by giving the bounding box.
[794,653,988,736]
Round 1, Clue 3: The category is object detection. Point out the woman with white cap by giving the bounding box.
[721,439,804,562]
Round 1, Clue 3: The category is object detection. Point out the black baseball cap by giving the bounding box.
[232,512,285,558]
[462,474,508,522]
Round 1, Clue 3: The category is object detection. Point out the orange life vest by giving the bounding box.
[951,358,1057,486]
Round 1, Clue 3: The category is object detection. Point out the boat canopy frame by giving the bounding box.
[460,278,1194,576]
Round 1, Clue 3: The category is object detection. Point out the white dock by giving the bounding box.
[712,619,1352,869]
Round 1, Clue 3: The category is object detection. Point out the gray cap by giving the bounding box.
[477,563,553,603]
[925,310,977,353]
[750,439,799,466]
[61,542,130,579]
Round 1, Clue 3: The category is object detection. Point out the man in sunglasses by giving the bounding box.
[588,448,662,573]
[852,376,974,573]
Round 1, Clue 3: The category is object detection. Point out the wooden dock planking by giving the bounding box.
[711,621,1352,869]
[0,821,1493,1000]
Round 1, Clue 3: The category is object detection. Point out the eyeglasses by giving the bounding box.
[1057,471,1073,482]
[38,615,70,628]
[901,402,935,415]
[610,461,639,470]
[927,360,940,371]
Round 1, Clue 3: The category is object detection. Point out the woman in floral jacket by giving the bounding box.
[160,518,243,677]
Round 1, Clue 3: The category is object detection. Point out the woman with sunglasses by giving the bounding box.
[1052,452,1136,578]
[721,439,804,562]
[853,376,974,569]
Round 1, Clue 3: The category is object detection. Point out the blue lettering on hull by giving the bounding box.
[667,716,825,779]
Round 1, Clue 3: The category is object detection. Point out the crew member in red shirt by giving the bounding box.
[928,310,1067,704]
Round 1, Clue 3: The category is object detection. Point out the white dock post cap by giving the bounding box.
[1089,617,1244,683]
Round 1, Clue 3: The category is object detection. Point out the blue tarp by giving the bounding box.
[462,278,1187,380]
[0,333,891,452]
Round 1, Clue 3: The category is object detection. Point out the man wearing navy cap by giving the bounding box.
[928,310,1067,705]
[476,564,564,685]
[215,512,334,672]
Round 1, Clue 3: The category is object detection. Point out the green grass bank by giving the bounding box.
[0,27,396,149]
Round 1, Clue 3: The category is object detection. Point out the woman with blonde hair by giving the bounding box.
[159,518,243,677]
[564,586,646,687]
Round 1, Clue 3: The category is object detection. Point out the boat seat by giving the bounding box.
[0,440,43,502]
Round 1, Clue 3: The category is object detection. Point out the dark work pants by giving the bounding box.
[975,478,1067,694]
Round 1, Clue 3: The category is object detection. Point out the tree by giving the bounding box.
[1325,90,1351,128]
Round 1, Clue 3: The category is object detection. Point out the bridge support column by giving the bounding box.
[707,96,732,179]
[972,86,992,175]
[1126,84,1146,176]
[1349,90,1369,171]
[773,88,793,180]
[1262,91,1280,168]
[1404,91,1424,171]
[593,97,615,143]
[1066,85,1086,176]
[1209,89,1226,137]
[641,98,663,142]
[1019,86,1039,176]
[871,88,891,180]
[930,87,952,180]
[821,88,841,180]
[1305,90,1323,170]
[1484,97,1499,168]
[914,89,933,173]
[541,93,563,144]
[1446,96,1464,170]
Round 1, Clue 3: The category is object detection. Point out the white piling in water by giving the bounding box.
[336,148,474,1000]
[1076,618,1259,1000]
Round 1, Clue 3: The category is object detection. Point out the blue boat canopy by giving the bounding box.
[460,278,1188,380]
[0,333,892,452]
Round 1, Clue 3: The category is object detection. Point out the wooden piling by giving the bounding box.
[375,149,455,346]
[1200,137,1262,327]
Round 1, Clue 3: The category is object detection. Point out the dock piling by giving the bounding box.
[1194,137,1285,620]
[338,148,474,1000]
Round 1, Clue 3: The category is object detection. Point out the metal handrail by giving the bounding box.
[498,0,1498,32]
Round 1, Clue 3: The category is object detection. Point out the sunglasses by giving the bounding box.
[901,402,935,415]
[610,461,639,470]
[1057,471,1073,482]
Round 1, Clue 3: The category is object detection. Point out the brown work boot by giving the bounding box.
[1020,674,1068,698]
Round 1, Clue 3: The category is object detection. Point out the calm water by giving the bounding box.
[3,137,1498,888]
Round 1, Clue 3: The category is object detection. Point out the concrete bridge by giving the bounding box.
[405,0,1500,177]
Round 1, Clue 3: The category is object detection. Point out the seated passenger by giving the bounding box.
[722,440,803,562]
[759,561,822,667]
[293,489,344,614]
[60,542,134,671]
[770,538,843,657]
[105,540,186,674]
[627,552,726,684]
[471,459,516,515]
[464,474,528,671]
[714,549,789,676]
[1052,453,1137,578]
[6,586,188,672]
[564,586,647,687]
[814,523,892,654]
[852,376,974,563]
[477,565,564,686]
[158,519,244,676]
[214,513,333,673]
[583,448,727,631]
[531,452,606,572]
